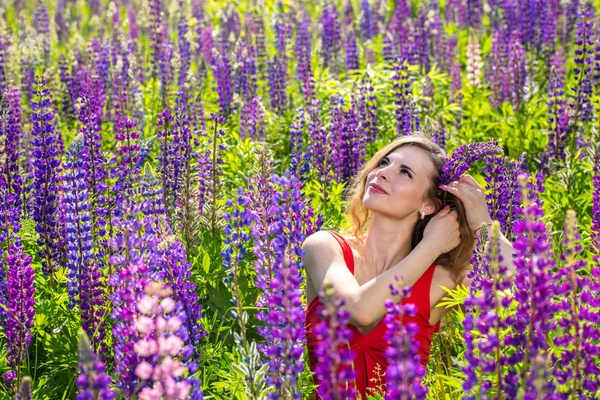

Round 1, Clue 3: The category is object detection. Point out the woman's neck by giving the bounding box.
[358,215,416,276]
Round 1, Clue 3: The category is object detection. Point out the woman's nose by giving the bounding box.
[376,167,388,180]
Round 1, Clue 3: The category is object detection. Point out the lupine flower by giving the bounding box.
[108,214,154,396]
[550,211,600,395]
[149,0,165,79]
[352,79,378,145]
[545,50,570,163]
[34,5,50,62]
[267,56,287,113]
[141,163,166,220]
[177,16,191,89]
[132,281,195,400]
[383,279,427,398]
[113,115,141,203]
[438,140,502,191]
[62,135,95,310]
[571,3,595,124]
[393,58,419,137]
[465,36,483,88]
[306,101,333,188]
[462,222,514,398]
[592,139,600,257]
[1,88,23,208]
[321,1,342,71]
[312,283,357,399]
[329,97,367,185]
[273,1,291,71]
[211,49,233,116]
[289,107,305,156]
[345,29,359,71]
[502,174,556,396]
[30,75,61,278]
[483,154,527,241]
[156,109,176,216]
[3,239,35,394]
[359,0,372,40]
[76,330,115,400]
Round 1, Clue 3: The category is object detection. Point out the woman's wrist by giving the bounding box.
[472,221,492,236]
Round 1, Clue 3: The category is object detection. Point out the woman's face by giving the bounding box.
[363,145,438,219]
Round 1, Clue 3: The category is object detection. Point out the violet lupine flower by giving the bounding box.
[133,281,195,400]
[108,215,154,396]
[321,1,342,71]
[113,116,142,201]
[410,9,431,72]
[267,56,287,113]
[359,0,372,41]
[63,134,94,308]
[546,50,570,163]
[312,284,357,400]
[273,1,291,71]
[1,88,24,206]
[289,107,305,156]
[0,39,7,90]
[200,27,213,64]
[306,100,333,188]
[383,280,427,399]
[148,0,165,79]
[352,80,378,145]
[382,35,395,65]
[438,140,503,191]
[34,5,50,62]
[502,174,556,397]
[149,225,206,359]
[80,256,107,357]
[393,59,419,137]
[177,16,191,89]
[30,75,61,278]
[466,0,482,29]
[461,222,514,398]
[450,60,462,106]
[211,49,233,116]
[550,211,600,395]
[76,330,115,400]
[17,376,32,400]
[141,163,167,220]
[592,141,600,257]
[329,97,367,185]
[483,154,527,241]
[128,6,139,41]
[156,109,176,215]
[197,114,227,221]
[3,239,35,393]
[571,3,595,124]
[345,29,359,71]
[295,9,312,80]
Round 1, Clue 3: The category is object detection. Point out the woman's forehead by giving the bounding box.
[385,146,435,173]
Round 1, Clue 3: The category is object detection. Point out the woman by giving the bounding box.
[303,135,517,398]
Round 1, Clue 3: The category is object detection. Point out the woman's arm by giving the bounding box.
[303,206,461,328]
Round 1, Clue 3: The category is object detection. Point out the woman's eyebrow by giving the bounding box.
[400,164,417,176]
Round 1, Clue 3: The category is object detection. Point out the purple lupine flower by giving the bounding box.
[267,56,287,113]
[392,59,419,137]
[483,154,527,241]
[312,284,357,399]
[359,0,372,41]
[63,135,95,308]
[240,96,265,141]
[30,75,61,279]
[132,281,195,400]
[550,211,600,394]
[466,0,482,29]
[502,173,556,396]
[306,100,333,188]
[321,1,342,71]
[108,214,154,396]
[289,107,305,156]
[17,376,32,400]
[295,9,312,79]
[148,0,165,79]
[592,140,600,257]
[0,36,8,90]
[200,27,213,64]
[329,97,367,185]
[141,163,166,220]
[461,222,514,398]
[353,79,378,144]
[410,9,431,72]
[570,3,595,124]
[273,1,292,71]
[546,49,570,163]
[450,60,462,105]
[345,29,359,71]
[128,6,139,41]
[197,114,227,222]
[34,5,50,62]
[384,280,427,398]
[3,239,35,394]
[156,109,176,216]
[76,330,115,400]
[177,16,191,89]
[211,49,233,116]
[438,141,503,190]
[382,35,395,65]
[113,116,141,200]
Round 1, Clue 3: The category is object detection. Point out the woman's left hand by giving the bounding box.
[439,174,493,232]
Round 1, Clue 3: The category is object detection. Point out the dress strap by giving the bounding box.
[327,231,355,275]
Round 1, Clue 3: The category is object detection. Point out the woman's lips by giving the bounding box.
[369,184,387,194]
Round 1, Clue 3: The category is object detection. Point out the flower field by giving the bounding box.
[1,0,600,399]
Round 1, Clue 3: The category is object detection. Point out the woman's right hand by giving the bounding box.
[422,206,462,255]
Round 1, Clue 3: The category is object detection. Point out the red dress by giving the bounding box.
[305,231,441,398]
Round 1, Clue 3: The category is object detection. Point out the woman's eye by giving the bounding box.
[400,168,412,178]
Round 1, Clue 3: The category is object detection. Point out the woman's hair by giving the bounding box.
[340,134,475,285]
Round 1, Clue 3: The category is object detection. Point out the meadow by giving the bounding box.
[0,0,600,398]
